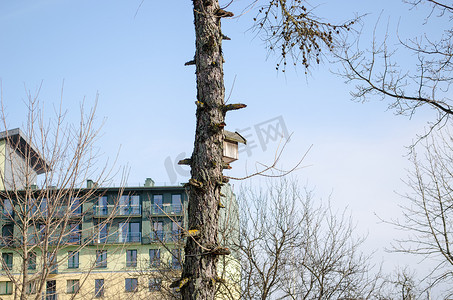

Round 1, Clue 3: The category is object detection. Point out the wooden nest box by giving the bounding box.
[223,130,246,164]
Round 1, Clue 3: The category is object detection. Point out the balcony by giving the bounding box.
[1,210,14,220]
[49,264,58,274]
[94,232,141,244]
[149,231,182,243]
[66,233,82,245]
[93,205,141,217]
[150,204,182,215]
[0,236,14,247]
[28,206,82,219]
[45,292,57,300]
[23,233,81,246]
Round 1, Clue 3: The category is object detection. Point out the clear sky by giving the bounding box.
[0,0,446,293]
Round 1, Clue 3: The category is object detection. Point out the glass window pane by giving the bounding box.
[125,278,138,292]
[130,195,140,206]
[28,252,36,270]
[98,196,107,207]
[68,251,79,268]
[0,282,12,295]
[149,249,160,267]
[70,198,81,214]
[2,253,12,270]
[130,223,139,232]
[3,199,13,215]
[95,279,104,297]
[96,250,107,268]
[152,195,163,213]
[67,279,79,294]
[126,250,137,267]
[172,194,182,213]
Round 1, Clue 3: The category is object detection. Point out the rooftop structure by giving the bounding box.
[0,128,49,190]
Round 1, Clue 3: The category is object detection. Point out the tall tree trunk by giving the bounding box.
[181,0,226,299]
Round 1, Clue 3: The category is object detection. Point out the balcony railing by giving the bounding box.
[150,204,182,215]
[149,231,182,243]
[28,207,82,219]
[1,210,14,220]
[45,293,57,300]
[49,264,58,274]
[67,234,81,244]
[23,233,81,246]
[93,205,141,217]
[0,236,14,247]
[95,232,141,244]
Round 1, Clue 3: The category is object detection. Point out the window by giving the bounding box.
[39,224,47,240]
[64,279,79,294]
[28,252,36,270]
[152,221,163,241]
[152,195,163,213]
[172,194,182,213]
[125,278,138,292]
[131,195,140,205]
[27,198,38,216]
[149,278,162,291]
[28,227,39,245]
[119,222,140,243]
[97,196,108,216]
[39,198,47,217]
[0,281,12,295]
[47,253,57,274]
[68,223,81,244]
[70,198,82,215]
[95,279,104,298]
[98,196,108,207]
[66,279,79,294]
[126,250,137,267]
[46,280,56,300]
[172,221,182,238]
[2,253,12,270]
[26,280,36,294]
[172,249,181,269]
[149,249,160,267]
[97,223,108,243]
[2,224,13,246]
[96,250,107,268]
[2,199,13,218]
[119,195,140,215]
[68,251,79,268]
[119,196,128,214]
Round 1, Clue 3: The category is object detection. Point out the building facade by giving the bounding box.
[0,181,239,299]
[0,129,240,299]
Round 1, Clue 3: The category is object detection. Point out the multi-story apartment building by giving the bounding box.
[0,129,241,299]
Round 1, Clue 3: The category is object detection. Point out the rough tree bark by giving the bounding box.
[179,1,356,298]
[181,0,230,299]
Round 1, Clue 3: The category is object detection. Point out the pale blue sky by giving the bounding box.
[0,0,446,291]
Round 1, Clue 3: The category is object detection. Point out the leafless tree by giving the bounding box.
[232,178,383,300]
[380,268,420,300]
[0,91,119,300]
[336,0,453,133]
[384,127,453,298]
